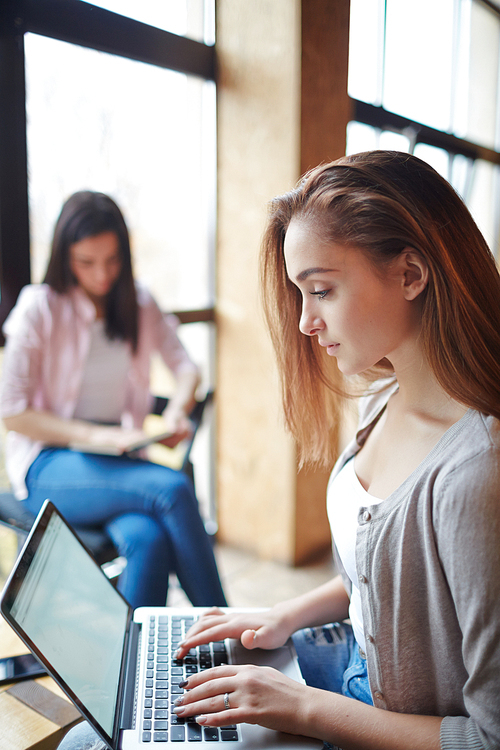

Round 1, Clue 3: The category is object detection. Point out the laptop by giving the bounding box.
[0,500,322,750]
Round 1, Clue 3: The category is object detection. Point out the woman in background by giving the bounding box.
[173,152,500,749]
[0,190,226,610]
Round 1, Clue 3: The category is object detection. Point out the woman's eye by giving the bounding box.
[310,290,329,300]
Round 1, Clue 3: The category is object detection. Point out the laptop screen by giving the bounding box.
[4,508,130,738]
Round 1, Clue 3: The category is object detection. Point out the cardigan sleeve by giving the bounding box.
[434,426,500,749]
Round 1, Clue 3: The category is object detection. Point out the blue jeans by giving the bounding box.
[292,621,373,750]
[24,448,227,610]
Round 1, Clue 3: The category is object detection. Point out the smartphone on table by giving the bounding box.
[0,653,46,685]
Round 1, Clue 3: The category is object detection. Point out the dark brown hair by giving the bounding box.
[44,191,138,351]
[261,150,500,466]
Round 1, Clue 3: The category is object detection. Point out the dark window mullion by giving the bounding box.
[479,0,500,16]
[0,21,30,336]
[173,309,215,325]
[352,99,500,165]
[20,0,215,80]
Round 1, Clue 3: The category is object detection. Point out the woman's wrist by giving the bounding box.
[270,577,350,638]
[269,598,309,639]
[164,402,189,420]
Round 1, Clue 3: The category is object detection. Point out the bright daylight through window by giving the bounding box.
[347,0,500,258]
[22,0,216,522]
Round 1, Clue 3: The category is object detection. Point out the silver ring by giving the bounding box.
[223,692,230,710]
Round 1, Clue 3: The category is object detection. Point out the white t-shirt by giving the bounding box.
[73,319,131,424]
[327,456,385,651]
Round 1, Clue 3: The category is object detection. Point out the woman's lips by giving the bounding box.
[319,340,340,355]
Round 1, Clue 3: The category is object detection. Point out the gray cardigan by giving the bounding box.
[329,383,500,749]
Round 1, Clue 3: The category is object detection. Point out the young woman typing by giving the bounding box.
[172,152,500,750]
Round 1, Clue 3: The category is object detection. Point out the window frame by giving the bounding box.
[0,0,216,342]
[352,100,500,166]
[348,0,500,256]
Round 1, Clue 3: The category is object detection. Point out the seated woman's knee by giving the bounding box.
[106,512,166,556]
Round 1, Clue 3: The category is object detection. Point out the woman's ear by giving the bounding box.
[398,249,429,301]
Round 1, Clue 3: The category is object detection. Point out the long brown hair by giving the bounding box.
[261,150,500,466]
[44,191,139,351]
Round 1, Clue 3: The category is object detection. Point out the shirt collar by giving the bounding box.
[68,285,97,324]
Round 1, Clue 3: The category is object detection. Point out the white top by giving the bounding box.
[73,319,131,424]
[327,456,385,651]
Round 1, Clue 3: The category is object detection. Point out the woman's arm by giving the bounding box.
[4,410,94,445]
[164,369,201,418]
[144,297,202,446]
[174,576,444,748]
[3,409,145,451]
[176,574,350,657]
[174,665,442,750]
[159,369,201,447]
[274,573,351,634]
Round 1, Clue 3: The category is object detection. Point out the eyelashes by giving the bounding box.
[309,290,330,300]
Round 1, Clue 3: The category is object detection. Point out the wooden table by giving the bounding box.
[0,618,81,750]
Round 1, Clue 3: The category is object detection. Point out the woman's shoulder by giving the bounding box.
[15,283,52,306]
[431,412,500,558]
[430,410,500,518]
[445,409,500,471]
[3,284,53,331]
[16,283,76,310]
[3,285,85,338]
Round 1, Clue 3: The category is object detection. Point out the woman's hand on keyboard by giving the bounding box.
[172,663,319,738]
[175,607,294,659]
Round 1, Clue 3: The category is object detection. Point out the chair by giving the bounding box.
[0,390,214,576]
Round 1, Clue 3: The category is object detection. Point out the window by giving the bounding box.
[347,0,500,257]
[25,33,215,314]
[0,0,217,523]
[0,0,216,324]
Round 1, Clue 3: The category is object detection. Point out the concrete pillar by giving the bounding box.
[216,0,351,564]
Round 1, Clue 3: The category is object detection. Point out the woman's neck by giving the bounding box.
[355,351,468,499]
[77,287,107,319]
[93,301,106,319]
[390,349,467,426]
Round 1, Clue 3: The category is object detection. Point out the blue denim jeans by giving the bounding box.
[24,448,227,610]
[292,621,373,750]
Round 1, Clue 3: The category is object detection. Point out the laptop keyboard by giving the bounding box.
[141,614,240,743]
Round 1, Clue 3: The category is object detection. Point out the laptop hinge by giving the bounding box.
[119,620,141,730]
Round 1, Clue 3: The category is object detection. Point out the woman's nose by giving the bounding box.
[96,265,112,282]
[299,304,324,337]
